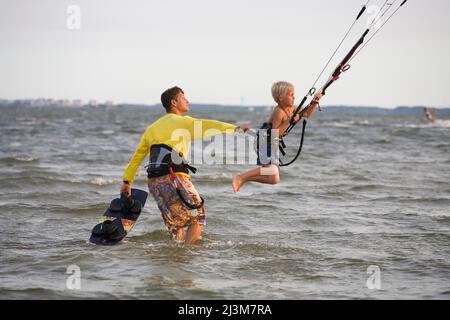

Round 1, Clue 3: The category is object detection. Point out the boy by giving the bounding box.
[232,81,323,192]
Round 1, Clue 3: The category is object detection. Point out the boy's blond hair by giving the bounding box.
[271,81,294,104]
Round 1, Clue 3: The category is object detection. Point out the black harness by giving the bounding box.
[147,144,204,210]
[255,119,308,167]
[147,144,197,178]
[256,122,273,166]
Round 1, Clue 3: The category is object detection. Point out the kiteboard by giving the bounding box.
[89,188,148,245]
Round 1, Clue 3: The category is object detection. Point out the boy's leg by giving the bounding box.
[233,165,279,192]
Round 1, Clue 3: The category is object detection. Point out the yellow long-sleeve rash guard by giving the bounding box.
[122,113,237,184]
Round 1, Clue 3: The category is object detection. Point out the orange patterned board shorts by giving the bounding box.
[148,174,206,237]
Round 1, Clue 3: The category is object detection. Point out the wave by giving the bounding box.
[319,190,352,198]
[1,173,124,187]
[2,174,78,186]
[0,199,108,214]
[393,121,450,129]
[393,123,430,129]
[123,234,312,257]
[201,239,307,255]
[10,142,22,147]
[349,184,384,192]
[373,139,391,144]
[327,120,371,128]
[270,190,303,196]
[14,117,42,125]
[328,122,353,128]
[0,156,39,163]
[350,174,371,182]
[62,203,112,215]
[369,196,450,205]
[195,173,233,183]
[0,171,126,191]
[90,177,121,186]
[126,230,169,242]
[243,203,281,210]
[434,120,450,128]
[0,287,64,300]
[434,216,450,224]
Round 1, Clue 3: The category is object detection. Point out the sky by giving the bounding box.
[0,0,449,108]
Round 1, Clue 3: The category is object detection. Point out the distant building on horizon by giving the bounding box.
[88,99,97,107]
[104,101,115,107]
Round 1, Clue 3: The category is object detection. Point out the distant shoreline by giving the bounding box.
[0,100,449,115]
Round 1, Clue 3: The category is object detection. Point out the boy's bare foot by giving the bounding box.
[232,175,243,193]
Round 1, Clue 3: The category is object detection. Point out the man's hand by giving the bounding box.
[120,182,131,197]
[237,124,252,133]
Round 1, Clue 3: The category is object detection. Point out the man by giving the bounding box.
[424,107,436,123]
[120,87,250,245]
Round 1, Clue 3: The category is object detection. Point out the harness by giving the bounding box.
[147,144,197,178]
[147,144,204,210]
[256,122,273,166]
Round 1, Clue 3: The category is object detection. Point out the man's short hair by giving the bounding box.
[161,86,184,112]
[271,81,294,104]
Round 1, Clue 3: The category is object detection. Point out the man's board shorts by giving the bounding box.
[148,174,206,238]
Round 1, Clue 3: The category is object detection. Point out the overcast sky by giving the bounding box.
[0,0,449,108]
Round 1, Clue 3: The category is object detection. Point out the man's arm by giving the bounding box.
[120,128,151,195]
[189,117,238,139]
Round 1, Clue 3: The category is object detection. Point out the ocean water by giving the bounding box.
[0,106,449,300]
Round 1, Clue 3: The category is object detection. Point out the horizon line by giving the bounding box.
[1,98,449,110]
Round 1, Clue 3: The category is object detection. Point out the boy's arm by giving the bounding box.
[303,93,324,119]
[303,101,320,119]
